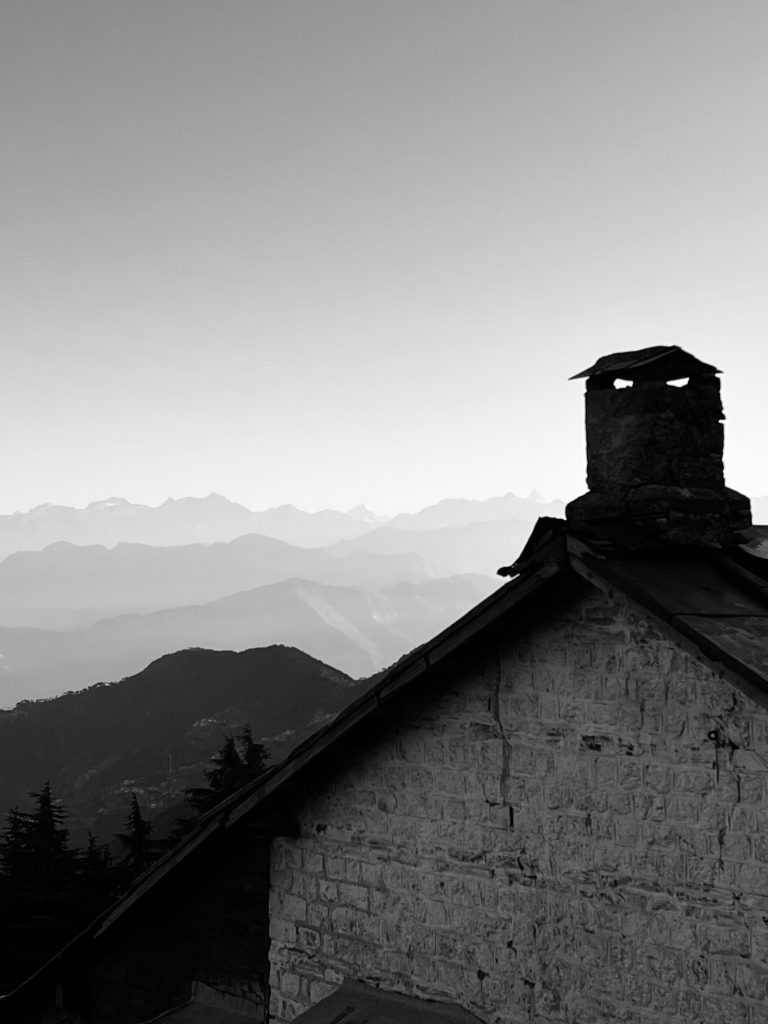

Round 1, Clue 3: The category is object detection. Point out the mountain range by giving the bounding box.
[0,574,498,706]
[4,489,762,558]
[0,535,446,627]
[0,489,763,709]
[0,493,554,706]
[0,495,374,556]
[0,491,563,556]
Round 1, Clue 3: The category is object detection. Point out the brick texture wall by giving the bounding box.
[268,576,768,1024]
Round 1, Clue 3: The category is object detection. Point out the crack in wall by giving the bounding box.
[491,647,513,801]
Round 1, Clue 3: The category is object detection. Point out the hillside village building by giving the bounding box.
[7,345,768,1024]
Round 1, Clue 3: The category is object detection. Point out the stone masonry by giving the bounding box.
[566,368,751,546]
[268,576,768,1024]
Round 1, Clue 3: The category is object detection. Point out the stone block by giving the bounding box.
[324,855,345,881]
[308,979,338,1003]
[720,832,752,862]
[700,995,750,1024]
[280,972,301,999]
[618,760,643,790]
[446,739,477,769]
[634,793,666,822]
[302,849,324,875]
[278,893,307,925]
[606,790,633,814]
[698,923,750,957]
[338,882,369,911]
[740,773,766,804]
[318,879,338,902]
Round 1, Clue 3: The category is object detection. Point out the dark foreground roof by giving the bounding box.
[294,980,484,1023]
[5,517,768,1014]
[138,1002,253,1023]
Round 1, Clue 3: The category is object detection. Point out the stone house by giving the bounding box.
[7,345,768,1024]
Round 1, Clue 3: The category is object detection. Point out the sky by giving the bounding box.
[2,1,768,516]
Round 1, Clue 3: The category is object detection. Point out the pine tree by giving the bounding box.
[116,794,154,877]
[240,724,270,777]
[24,781,73,896]
[0,784,79,991]
[82,831,111,874]
[203,734,244,796]
[0,806,30,888]
[71,832,120,929]
[0,806,32,993]
[182,726,270,818]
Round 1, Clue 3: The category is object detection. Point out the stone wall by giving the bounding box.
[268,576,768,1024]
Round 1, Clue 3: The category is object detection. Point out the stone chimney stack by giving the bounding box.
[565,345,751,546]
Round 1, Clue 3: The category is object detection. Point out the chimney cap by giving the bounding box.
[570,345,721,383]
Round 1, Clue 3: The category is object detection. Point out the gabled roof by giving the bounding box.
[6,517,768,1012]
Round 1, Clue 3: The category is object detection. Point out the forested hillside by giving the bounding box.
[0,645,362,841]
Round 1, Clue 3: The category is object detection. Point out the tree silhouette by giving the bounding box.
[116,793,155,877]
[24,782,74,894]
[0,784,84,992]
[240,724,270,777]
[0,806,29,887]
[82,831,112,874]
[183,726,269,817]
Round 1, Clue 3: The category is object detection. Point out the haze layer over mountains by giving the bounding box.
[0,491,564,555]
[0,492,565,706]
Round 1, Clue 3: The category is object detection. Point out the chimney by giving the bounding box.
[565,345,751,546]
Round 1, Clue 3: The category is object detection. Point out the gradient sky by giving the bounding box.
[2,1,768,516]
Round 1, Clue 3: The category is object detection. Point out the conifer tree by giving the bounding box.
[24,781,74,895]
[116,793,154,877]
[0,806,32,993]
[0,806,29,888]
[240,724,270,777]
[0,784,79,990]
[73,831,120,918]
[182,726,270,817]
[82,831,112,874]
